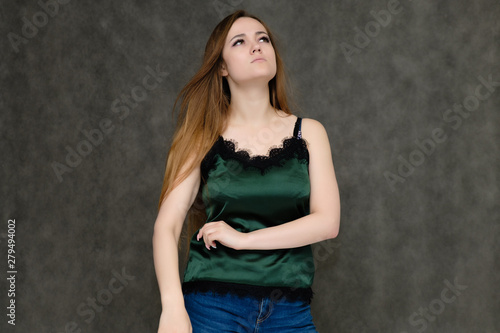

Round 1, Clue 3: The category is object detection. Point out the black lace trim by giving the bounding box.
[201,135,309,180]
[182,280,314,304]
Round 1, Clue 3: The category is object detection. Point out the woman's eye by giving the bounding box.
[233,39,244,46]
[259,36,270,43]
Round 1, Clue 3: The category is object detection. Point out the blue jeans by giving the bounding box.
[183,290,318,332]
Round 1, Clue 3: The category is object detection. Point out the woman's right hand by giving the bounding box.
[157,306,192,333]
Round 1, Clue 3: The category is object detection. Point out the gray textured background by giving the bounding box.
[1,0,499,332]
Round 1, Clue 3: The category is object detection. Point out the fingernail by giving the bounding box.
[211,245,217,249]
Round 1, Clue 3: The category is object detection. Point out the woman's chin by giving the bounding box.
[231,72,277,86]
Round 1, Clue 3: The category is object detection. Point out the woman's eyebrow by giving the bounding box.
[229,31,268,43]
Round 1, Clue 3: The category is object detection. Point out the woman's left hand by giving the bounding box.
[196,221,247,251]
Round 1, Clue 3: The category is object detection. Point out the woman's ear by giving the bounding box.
[220,62,228,77]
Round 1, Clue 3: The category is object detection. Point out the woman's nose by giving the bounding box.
[251,44,261,53]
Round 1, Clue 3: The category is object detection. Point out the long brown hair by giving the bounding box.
[158,10,295,259]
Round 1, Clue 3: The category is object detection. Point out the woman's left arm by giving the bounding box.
[196,118,341,251]
[240,118,340,250]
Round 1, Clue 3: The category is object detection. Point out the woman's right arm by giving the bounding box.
[153,154,201,332]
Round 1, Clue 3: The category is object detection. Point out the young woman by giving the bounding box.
[152,10,340,333]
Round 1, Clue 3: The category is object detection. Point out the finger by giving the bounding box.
[204,233,210,250]
[196,227,203,241]
[205,233,217,250]
[207,233,216,249]
[197,227,206,241]
[198,227,215,250]
[196,230,210,250]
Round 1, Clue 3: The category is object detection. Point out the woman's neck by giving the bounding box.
[227,83,275,127]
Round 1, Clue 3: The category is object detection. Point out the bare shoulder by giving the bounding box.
[300,117,331,149]
[301,117,326,132]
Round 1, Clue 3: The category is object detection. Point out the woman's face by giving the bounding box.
[221,17,277,86]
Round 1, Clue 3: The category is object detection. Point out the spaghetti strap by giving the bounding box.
[293,117,302,139]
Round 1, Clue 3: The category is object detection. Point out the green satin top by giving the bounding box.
[182,117,314,303]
